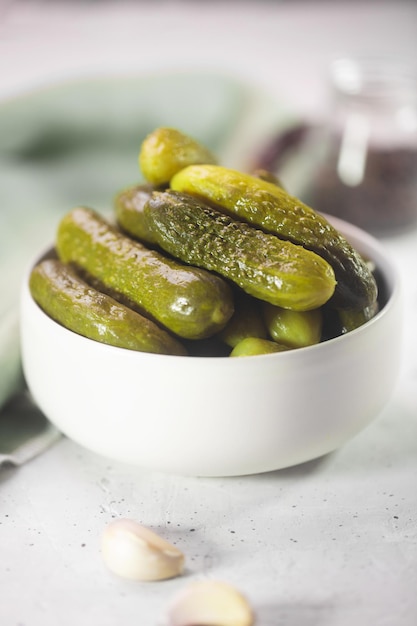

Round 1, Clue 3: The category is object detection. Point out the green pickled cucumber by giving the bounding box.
[337,301,379,334]
[262,303,322,348]
[139,127,217,186]
[56,207,234,340]
[219,292,267,348]
[230,337,290,357]
[115,183,158,245]
[170,164,378,311]
[29,259,187,355]
[144,190,336,311]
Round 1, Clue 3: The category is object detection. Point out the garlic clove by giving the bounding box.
[101,518,184,581]
[167,579,255,626]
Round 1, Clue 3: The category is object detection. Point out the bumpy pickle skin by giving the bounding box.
[144,190,336,311]
[262,303,323,348]
[139,127,217,186]
[55,207,234,340]
[29,259,187,355]
[170,164,378,311]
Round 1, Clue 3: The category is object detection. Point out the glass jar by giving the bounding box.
[300,57,417,235]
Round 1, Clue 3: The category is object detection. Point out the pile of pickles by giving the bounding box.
[29,127,380,357]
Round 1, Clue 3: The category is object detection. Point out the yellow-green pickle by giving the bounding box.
[56,206,234,340]
[262,304,323,348]
[115,183,159,246]
[143,190,337,311]
[170,164,378,311]
[139,126,217,186]
[30,259,187,355]
[231,337,290,357]
[218,292,267,348]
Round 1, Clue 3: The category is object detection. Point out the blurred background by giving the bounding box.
[1,1,415,204]
[2,1,415,113]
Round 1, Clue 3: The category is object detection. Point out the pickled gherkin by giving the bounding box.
[144,190,336,311]
[139,127,217,186]
[337,302,379,334]
[29,259,187,355]
[230,337,290,357]
[262,303,322,348]
[115,183,158,245]
[219,292,267,348]
[170,164,378,311]
[56,207,234,340]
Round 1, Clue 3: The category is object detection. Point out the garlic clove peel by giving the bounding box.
[101,518,184,581]
[168,579,255,626]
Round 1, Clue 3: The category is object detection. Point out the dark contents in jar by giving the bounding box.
[304,144,417,235]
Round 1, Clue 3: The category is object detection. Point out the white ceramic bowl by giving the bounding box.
[20,216,402,477]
